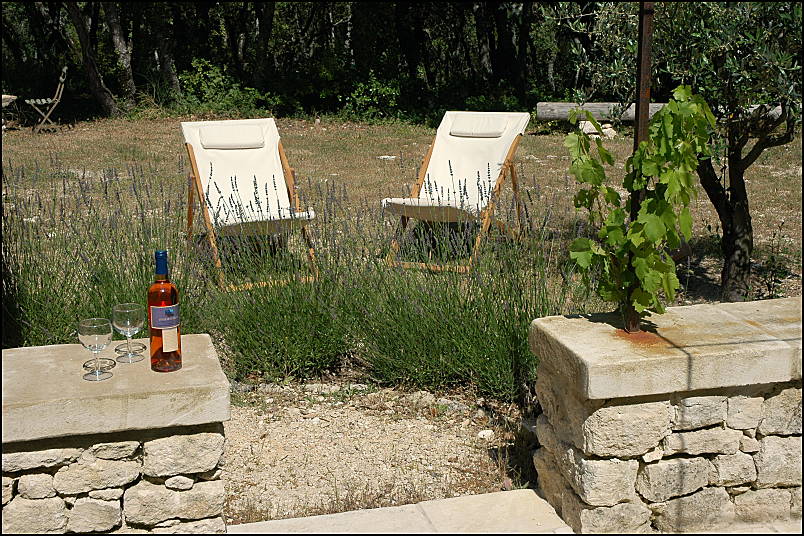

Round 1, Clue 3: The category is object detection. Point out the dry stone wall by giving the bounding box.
[533,365,802,533]
[1,423,226,534]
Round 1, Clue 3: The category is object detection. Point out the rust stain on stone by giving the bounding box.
[613,328,665,347]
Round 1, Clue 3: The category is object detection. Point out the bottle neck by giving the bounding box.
[154,272,169,282]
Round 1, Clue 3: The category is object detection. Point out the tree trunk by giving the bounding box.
[696,158,753,301]
[102,2,136,101]
[149,4,181,97]
[65,2,119,116]
[255,2,276,87]
[472,3,494,81]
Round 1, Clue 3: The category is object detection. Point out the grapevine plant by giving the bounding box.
[565,85,715,331]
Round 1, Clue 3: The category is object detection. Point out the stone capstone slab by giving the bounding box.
[1,496,68,534]
[758,387,802,436]
[754,435,803,488]
[1,448,83,472]
[17,473,56,499]
[673,396,726,431]
[529,297,801,400]
[709,451,757,487]
[651,487,735,532]
[662,427,742,455]
[122,479,225,525]
[90,441,140,460]
[151,516,226,534]
[536,415,638,506]
[142,432,224,477]
[727,395,764,430]
[734,488,792,523]
[53,457,140,495]
[635,457,710,502]
[67,497,122,533]
[2,334,231,443]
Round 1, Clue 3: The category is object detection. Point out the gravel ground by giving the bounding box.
[222,381,534,525]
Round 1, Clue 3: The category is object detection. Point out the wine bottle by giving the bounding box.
[148,250,182,372]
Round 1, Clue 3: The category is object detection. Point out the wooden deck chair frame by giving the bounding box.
[26,66,68,134]
[385,130,525,274]
[184,139,317,292]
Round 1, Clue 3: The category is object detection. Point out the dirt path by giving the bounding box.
[222,381,535,525]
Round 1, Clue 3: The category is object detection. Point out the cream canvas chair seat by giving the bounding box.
[181,118,316,289]
[383,111,530,272]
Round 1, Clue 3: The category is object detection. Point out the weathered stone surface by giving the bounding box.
[651,487,735,532]
[662,427,742,455]
[89,488,124,500]
[673,396,726,430]
[562,496,652,534]
[734,488,792,523]
[533,447,568,518]
[635,457,710,502]
[535,370,604,452]
[641,446,663,463]
[151,516,226,534]
[740,435,760,453]
[709,452,757,487]
[53,458,140,495]
[582,401,672,457]
[1,496,68,534]
[17,473,56,499]
[727,485,751,496]
[758,387,802,436]
[123,479,225,525]
[2,334,231,443]
[1,448,82,472]
[727,395,764,430]
[536,415,639,506]
[792,487,802,518]
[67,497,122,533]
[165,475,194,490]
[3,475,15,505]
[754,435,803,487]
[90,441,140,460]
[142,432,224,477]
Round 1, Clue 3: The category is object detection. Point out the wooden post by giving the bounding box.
[624,1,654,333]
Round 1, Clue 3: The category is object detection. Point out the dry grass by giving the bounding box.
[3,115,800,304]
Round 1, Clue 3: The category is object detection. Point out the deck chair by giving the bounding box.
[181,118,317,291]
[382,111,530,273]
[26,66,68,133]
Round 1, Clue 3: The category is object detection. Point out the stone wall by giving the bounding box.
[2,423,226,534]
[533,370,801,533]
[529,297,802,533]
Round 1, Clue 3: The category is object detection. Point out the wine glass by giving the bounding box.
[112,303,146,363]
[78,318,115,381]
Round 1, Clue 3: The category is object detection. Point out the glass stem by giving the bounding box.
[127,336,132,354]
[95,351,101,375]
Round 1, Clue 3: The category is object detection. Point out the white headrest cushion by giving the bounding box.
[449,115,509,138]
[199,124,265,149]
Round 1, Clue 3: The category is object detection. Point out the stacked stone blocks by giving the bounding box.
[2,424,226,534]
[533,363,802,533]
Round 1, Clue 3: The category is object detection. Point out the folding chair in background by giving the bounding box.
[381,111,531,273]
[26,66,68,133]
[180,118,317,291]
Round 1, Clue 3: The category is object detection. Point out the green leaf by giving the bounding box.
[662,271,679,302]
[673,85,692,101]
[678,206,693,239]
[639,213,666,243]
[569,238,594,269]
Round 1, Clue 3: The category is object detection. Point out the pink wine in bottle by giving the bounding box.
[148,250,182,372]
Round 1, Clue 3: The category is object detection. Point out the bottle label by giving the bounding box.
[162,328,179,353]
[151,305,180,329]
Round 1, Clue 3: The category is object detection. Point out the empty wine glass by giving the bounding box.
[78,318,115,381]
[112,303,146,363]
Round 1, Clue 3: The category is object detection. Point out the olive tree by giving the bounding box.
[653,2,801,301]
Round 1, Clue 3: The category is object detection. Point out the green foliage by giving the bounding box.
[339,72,401,121]
[176,59,281,117]
[566,85,715,317]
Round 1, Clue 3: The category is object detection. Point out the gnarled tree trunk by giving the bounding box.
[102,2,136,102]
